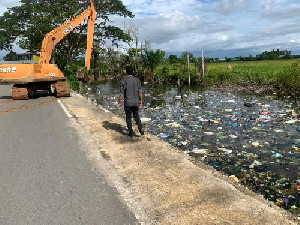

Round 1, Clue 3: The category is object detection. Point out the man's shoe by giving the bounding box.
[128,131,134,137]
[139,129,144,135]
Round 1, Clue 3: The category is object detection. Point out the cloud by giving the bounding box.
[262,5,300,20]
[248,22,300,39]
[217,0,246,15]
[1,0,300,58]
[0,0,20,15]
[117,9,234,53]
[123,0,203,17]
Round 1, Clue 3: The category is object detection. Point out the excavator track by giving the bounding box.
[12,84,29,100]
[11,81,70,100]
[53,81,70,97]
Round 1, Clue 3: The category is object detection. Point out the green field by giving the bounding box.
[154,59,300,95]
[180,59,300,93]
[204,59,300,94]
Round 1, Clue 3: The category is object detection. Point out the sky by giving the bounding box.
[116,0,300,58]
[0,0,300,59]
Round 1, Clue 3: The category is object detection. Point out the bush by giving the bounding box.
[64,63,80,91]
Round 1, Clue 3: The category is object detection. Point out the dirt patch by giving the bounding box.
[62,93,297,225]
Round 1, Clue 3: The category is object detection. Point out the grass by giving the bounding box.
[153,59,300,95]
[202,59,300,94]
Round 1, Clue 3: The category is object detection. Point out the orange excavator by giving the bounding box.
[0,0,96,100]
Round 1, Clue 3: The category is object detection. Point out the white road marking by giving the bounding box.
[57,99,72,119]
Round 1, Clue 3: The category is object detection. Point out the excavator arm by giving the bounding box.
[39,0,96,72]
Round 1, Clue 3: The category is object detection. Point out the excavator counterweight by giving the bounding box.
[0,0,96,100]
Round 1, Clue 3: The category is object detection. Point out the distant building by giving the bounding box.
[17,52,40,62]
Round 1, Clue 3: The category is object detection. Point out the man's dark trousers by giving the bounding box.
[124,106,142,133]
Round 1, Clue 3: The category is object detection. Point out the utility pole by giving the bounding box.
[135,38,138,74]
[201,50,205,81]
[187,54,190,86]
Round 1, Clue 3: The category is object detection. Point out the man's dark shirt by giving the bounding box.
[120,75,142,107]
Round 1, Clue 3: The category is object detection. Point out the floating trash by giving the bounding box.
[244,102,254,107]
[227,99,235,103]
[229,175,239,182]
[284,119,298,124]
[260,111,271,115]
[217,147,232,154]
[92,81,300,215]
[252,160,262,166]
[159,133,169,138]
[272,153,283,158]
[141,118,151,123]
[274,129,284,133]
[192,148,208,154]
[165,122,180,128]
[229,134,238,139]
[252,141,260,147]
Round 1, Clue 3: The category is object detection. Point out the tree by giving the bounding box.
[181,51,196,63]
[168,55,178,64]
[3,51,17,61]
[142,49,165,73]
[0,0,133,68]
[256,49,292,60]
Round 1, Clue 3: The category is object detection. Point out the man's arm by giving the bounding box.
[139,92,142,107]
[118,95,123,109]
[118,79,124,109]
[138,79,142,107]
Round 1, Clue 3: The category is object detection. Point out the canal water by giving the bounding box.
[83,81,300,214]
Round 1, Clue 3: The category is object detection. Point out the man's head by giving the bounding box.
[126,66,134,75]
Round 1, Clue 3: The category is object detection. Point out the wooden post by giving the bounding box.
[201,50,205,81]
[187,54,190,86]
[134,38,138,74]
[197,59,201,83]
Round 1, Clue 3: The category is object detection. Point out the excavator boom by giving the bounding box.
[39,0,96,71]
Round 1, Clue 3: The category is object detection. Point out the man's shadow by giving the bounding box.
[0,90,51,100]
[102,121,128,135]
[102,121,141,143]
[0,96,12,99]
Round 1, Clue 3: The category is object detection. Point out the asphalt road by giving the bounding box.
[0,84,138,225]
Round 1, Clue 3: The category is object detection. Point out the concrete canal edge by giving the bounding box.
[60,91,298,225]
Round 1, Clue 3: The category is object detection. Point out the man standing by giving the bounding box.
[118,66,144,137]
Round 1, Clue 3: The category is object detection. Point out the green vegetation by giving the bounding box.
[87,47,300,95]
[64,63,81,91]
[204,59,300,94]
[1,0,299,96]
